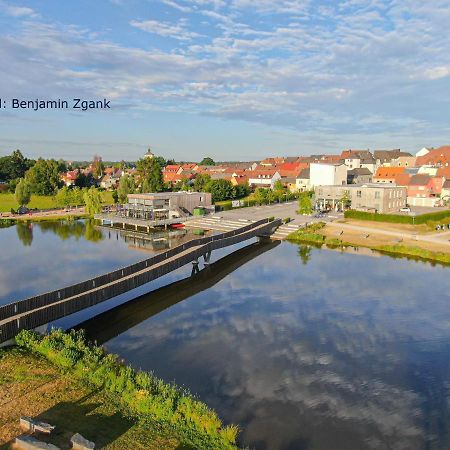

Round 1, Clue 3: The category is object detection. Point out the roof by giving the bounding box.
[348,167,372,175]
[416,145,450,166]
[394,173,411,186]
[409,174,431,186]
[374,167,405,178]
[298,168,310,179]
[443,179,450,189]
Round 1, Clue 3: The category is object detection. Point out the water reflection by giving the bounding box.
[16,222,33,246]
[97,243,450,450]
[77,240,279,344]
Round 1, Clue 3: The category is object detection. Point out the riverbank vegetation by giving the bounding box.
[287,223,450,265]
[344,208,450,227]
[0,191,114,213]
[9,329,239,450]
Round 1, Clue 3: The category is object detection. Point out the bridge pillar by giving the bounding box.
[203,251,211,265]
[191,259,200,276]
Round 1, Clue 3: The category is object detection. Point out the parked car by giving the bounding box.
[400,207,411,212]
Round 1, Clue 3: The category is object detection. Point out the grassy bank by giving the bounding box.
[0,213,90,223]
[0,347,182,449]
[0,192,115,212]
[287,224,450,265]
[286,222,326,245]
[5,329,239,450]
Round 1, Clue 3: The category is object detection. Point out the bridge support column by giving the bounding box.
[191,259,200,275]
[203,251,211,265]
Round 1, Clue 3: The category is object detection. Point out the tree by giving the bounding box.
[298,192,313,215]
[112,190,119,204]
[55,186,72,208]
[25,158,62,195]
[0,149,34,183]
[92,155,104,179]
[118,174,135,204]
[14,178,31,207]
[136,158,163,193]
[207,179,234,202]
[199,157,215,166]
[83,187,103,214]
[340,190,351,210]
[234,182,250,199]
[254,188,268,205]
[193,173,211,192]
[273,180,287,202]
[71,187,84,207]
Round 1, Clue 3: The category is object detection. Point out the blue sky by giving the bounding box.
[0,0,449,161]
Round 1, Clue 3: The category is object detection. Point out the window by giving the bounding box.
[357,190,362,197]
[374,191,380,199]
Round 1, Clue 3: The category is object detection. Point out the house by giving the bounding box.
[373,149,412,166]
[341,150,377,173]
[373,166,406,184]
[247,169,281,189]
[100,169,122,189]
[61,170,78,186]
[280,177,297,193]
[415,145,450,167]
[315,184,407,213]
[441,180,450,202]
[390,155,416,167]
[416,147,431,157]
[347,167,372,184]
[295,168,311,192]
[309,163,348,188]
[407,174,444,207]
[418,166,439,176]
[276,162,309,178]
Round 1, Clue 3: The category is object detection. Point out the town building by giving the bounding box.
[347,168,372,184]
[248,169,281,189]
[315,184,407,213]
[373,166,406,184]
[406,174,444,207]
[295,168,311,192]
[125,192,212,221]
[309,163,348,188]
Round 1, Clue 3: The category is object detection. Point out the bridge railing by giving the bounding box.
[0,218,279,321]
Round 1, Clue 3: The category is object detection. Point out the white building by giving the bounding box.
[310,163,348,188]
[248,170,281,189]
[416,147,431,157]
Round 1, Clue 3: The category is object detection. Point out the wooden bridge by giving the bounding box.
[0,218,281,343]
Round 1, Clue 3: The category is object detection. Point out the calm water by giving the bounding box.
[1,220,450,450]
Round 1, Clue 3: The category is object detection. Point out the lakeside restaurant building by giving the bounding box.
[124,192,212,221]
[315,184,407,213]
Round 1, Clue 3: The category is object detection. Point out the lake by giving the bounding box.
[1,220,449,450]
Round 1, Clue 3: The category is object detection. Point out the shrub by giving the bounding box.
[15,328,238,449]
[344,209,450,225]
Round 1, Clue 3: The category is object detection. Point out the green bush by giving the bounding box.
[344,209,450,225]
[15,329,238,450]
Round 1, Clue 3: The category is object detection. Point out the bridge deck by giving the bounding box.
[0,218,281,343]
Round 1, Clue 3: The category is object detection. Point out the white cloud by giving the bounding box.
[129,18,203,41]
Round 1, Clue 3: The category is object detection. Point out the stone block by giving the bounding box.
[70,433,95,450]
[15,435,60,450]
[19,417,55,434]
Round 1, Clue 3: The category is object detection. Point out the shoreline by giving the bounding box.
[287,223,450,265]
[0,329,239,450]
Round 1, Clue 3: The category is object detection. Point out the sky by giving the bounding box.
[0,0,449,161]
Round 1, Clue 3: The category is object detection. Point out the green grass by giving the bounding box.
[0,191,115,212]
[286,222,326,245]
[0,347,184,450]
[13,329,239,450]
[0,193,57,212]
[377,244,450,265]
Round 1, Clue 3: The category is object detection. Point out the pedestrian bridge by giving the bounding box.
[0,218,281,343]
